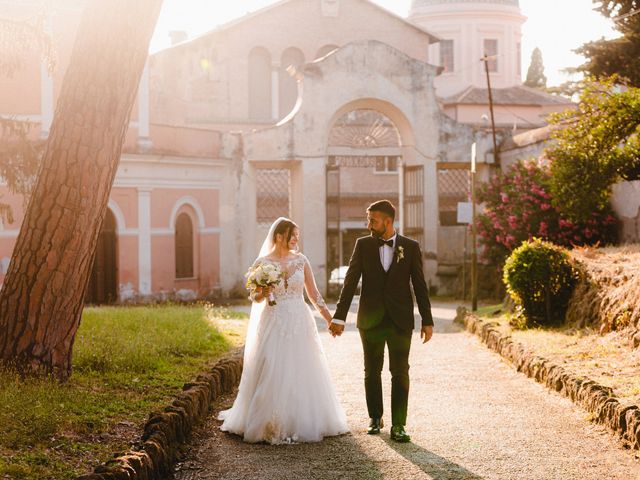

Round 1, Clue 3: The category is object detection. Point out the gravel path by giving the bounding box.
[173,302,640,480]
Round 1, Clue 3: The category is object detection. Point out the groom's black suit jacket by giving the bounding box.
[333,234,433,332]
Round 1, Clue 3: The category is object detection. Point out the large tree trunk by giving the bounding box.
[0,0,163,380]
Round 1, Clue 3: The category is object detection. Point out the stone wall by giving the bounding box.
[76,353,243,480]
[611,180,640,243]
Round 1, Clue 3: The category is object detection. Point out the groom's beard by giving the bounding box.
[370,228,384,238]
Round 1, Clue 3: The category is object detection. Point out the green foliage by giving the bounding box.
[503,239,580,327]
[0,304,246,480]
[524,47,547,88]
[546,77,640,222]
[477,159,617,267]
[575,1,640,85]
[546,79,583,98]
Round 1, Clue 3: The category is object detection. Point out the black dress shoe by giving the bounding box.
[390,425,411,443]
[367,418,383,435]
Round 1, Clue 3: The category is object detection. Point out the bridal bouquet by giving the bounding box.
[246,262,283,306]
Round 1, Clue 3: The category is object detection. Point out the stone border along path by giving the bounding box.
[76,351,244,480]
[462,309,640,452]
[172,302,640,480]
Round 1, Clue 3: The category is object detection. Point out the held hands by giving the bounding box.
[321,310,344,338]
[328,322,344,338]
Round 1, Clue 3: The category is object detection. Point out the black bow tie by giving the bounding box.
[378,238,394,248]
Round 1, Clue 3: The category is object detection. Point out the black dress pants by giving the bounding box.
[359,313,412,426]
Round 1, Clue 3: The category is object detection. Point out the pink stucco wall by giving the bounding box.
[110,188,138,228]
[149,188,219,295]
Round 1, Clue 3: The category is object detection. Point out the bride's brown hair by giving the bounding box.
[273,218,299,245]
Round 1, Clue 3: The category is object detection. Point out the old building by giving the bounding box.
[0,0,571,301]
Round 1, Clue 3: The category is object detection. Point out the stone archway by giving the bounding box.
[86,209,118,304]
[232,40,479,292]
[325,107,405,294]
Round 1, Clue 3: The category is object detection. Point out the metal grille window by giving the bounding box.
[256,168,290,227]
[438,168,470,226]
[374,156,398,173]
[175,212,194,278]
[440,39,454,73]
[483,39,498,72]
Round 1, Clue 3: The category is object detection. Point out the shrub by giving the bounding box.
[546,77,640,222]
[503,238,580,327]
[477,159,617,267]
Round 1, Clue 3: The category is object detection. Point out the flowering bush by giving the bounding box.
[477,159,617,267]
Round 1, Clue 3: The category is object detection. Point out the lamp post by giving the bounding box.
[471,142,478,311]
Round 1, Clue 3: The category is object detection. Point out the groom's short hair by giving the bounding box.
[367,200,395,221]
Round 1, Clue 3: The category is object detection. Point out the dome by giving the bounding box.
[412,0,519,7]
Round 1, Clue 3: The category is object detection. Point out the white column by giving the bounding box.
[299,157,327,291]
[271,65,279,120]
[138,188,152,295]
[137,61,152,150]
[40,62,54,137]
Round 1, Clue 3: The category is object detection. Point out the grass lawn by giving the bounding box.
[0,304,249,480]
[474,304,640,408]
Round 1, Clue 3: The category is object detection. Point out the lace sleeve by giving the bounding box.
[302,255,329,314]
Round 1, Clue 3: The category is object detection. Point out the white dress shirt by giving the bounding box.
[379,232,397,272]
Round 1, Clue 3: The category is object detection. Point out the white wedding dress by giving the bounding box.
[218,252,349,444]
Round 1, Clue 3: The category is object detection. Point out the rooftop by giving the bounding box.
[441,85,573,107]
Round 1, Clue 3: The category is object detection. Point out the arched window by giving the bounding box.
[315,44,339,60]
[279,47,305,117]
[248,47,272,119]
[175,212,194,278]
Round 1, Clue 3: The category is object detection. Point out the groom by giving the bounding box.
[330,199,434,443]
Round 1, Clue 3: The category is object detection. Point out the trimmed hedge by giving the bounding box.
[503,238,579,327]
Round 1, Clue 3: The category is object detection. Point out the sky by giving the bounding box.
[149,0,619,87]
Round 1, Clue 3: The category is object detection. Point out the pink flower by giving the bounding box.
[500,193,509,203]
[538,221,548,236]
[540,203,551,211]
[558,219,570,228]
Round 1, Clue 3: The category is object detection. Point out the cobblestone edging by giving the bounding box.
[76,352,243,480]
[462,310,640,450]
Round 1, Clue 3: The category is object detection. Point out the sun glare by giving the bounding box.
[150,0,619,87]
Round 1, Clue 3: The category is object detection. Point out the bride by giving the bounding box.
[218,217,349,444]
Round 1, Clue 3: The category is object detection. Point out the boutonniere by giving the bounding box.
[396,246,405,263]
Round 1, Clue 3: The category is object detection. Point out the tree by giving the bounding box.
[575,0,640,85]
[546,77,640,222]
[524,47,547,88]
[0,0,163,380]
